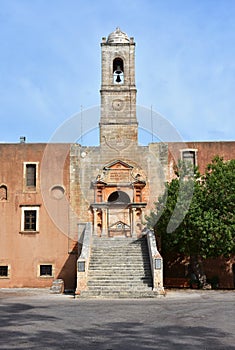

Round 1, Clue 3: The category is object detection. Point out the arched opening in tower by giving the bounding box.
[113,58,124,84]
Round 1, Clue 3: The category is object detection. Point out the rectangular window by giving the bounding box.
[24,210,37,231]
[21,206,40,232]
[23,162,38,191]
[40,265,53,277]
[26,164,36,187]
[181,150,197,167]
[0,266,8,277]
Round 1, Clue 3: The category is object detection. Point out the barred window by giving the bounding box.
[21,206,39,232]
[24,210,37,231]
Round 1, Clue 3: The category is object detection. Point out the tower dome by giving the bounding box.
[107,27,130,43]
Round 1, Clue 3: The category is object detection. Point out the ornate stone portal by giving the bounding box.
[91,160,146,238]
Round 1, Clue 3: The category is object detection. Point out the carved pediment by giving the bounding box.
[109,221,130,230]
[104,160,133,171]
[93,160,146,186]
[103,160,133,183]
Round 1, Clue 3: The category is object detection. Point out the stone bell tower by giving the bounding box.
[100,27,138,146]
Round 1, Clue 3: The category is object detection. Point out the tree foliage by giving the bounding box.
[146,156,235,284]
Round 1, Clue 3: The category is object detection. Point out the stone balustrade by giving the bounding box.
[146,229,165,295]
[75,222,92,294]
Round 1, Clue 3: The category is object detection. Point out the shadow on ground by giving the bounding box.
[0,301,234,350]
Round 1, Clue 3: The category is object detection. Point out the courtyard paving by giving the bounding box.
[0,288,234,349]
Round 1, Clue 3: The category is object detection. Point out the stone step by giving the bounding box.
[86,287,153,293]
[90,254,149,258]
[88,270,152,275]
[87,281,152,286]
[90,253,150,258]
[85,284,153,290]
[88,275,152,279]
[87,276,152,281]
[92,242,147,245]
[93,246,148,249]
[89,267,151,272]
[90,254,149,259]
[89,269,151,274]
[90,252,147,256]
[92,251,149,254]
[92,258,149,260]
[80,235,154,299]
[89,261,150,266]
[92,244,147,248]
[87,282,152,286]
[78,290,160,299]
[92,241,140,245]
[88,276,152,281]
[89,262,150,266]
[89,274,151,279]
[89,257,150,262]
[90,256,149,260]
[92,241,146,247]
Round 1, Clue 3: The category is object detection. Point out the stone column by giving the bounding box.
[131,207,137,238]
[102,207,108,236]
[93,208,98,236]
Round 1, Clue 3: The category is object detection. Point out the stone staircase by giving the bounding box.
[79,236,158,298]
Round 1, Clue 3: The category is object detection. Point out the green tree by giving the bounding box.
[146,157,235,287]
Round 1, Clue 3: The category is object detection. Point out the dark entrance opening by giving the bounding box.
[108,191,130,205]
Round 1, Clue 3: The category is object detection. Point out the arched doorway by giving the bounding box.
[107,191,131,237]
[108,191,130,204]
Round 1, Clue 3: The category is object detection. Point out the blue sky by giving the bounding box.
[0,0,235,143]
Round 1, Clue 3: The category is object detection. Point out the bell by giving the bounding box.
[116,74,121,83]
[116,65,122,74]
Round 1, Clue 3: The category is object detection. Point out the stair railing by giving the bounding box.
[75,222,92,295]
[145,229,165,295]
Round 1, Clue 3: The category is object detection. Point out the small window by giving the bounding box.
[0,266,8,277]
[21,206,39,232]
[26,164,36,187]
[24,162,38,191]
[181,150,197,167]
[40,265,52,277]
[0,185,7,200]
[24,210,37,231]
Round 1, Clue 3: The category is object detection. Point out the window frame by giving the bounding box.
[23,162,39,192]
[181,149,198,167]
[20,206,40,233]
[0,264,10,279]
[38,264,54,278]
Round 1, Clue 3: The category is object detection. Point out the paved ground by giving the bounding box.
[0,288,234,349]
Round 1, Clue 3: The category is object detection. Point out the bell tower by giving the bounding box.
[100,28,138,146]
